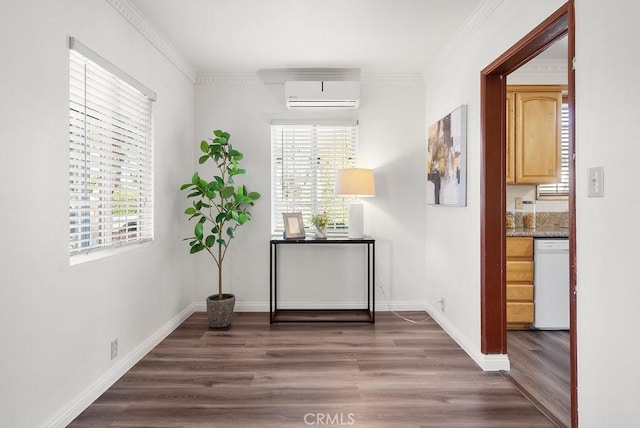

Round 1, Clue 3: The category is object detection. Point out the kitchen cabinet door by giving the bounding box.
[514,90,562,184]
[506,90,515,184]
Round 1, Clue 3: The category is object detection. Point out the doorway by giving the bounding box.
[479,2,577,427]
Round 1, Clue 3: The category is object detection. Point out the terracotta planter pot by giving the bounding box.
[206,293,236,329]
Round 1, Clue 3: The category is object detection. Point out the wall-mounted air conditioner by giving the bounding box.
[284,81,360,109]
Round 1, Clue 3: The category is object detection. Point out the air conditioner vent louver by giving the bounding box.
[285,81,360,109]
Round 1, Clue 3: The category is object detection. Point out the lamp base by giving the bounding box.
[348,201,364,239]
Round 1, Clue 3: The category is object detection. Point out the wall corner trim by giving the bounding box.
[42,304,197,428]
[106,0,197,82]
[425,301,510,371]
[439,0,505,57]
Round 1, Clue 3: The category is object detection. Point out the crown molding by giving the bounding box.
[106,0,197,82]
[515,59,568,74]
[360,73,424,86]
[196,73,263,85]
[196,71,423,86]
[440,0,504,56]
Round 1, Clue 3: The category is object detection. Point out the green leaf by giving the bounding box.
[200,140,209,153]
[195,200,203,210]
[211,226,220,234]
[191,172,200,185]
[187,191,201,198]
[234,168,247,176]
[190,244,205,254]
[194,222,204,239]
[221,186,235,199]
[184,207,196,215]
[229,149,243,160]
[198,216,207,224]
[205,235,215,248]
[215,213,226,223]
[198,155,209,164]
[215,176,224,187]
[217,238,227,247]
[238,213,250,224]
[198,179,208,189]
[226,227,235,238]
[214,130,223,137]
[180,183,192,190]
[248,191,261,200]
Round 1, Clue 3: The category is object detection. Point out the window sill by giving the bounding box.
[70,240,152,266]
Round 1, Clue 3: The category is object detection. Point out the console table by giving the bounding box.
[269,236,375,323]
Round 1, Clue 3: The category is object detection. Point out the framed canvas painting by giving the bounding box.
[426,105,467,206]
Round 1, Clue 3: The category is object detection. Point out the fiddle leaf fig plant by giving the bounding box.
[180,130,260,301]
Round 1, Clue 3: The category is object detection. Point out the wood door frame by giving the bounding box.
[479,2,577,426]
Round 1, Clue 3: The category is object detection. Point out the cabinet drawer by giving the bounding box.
[506,261,533,282]
[506,237,533,259]
[507,283,534,301]
[507,302,534,323]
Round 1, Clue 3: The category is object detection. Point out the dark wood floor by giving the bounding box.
[505,330,570,428]
[71,312,555,427]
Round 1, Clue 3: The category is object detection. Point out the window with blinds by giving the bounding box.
[69,39,155,255]
[271,122,357,234]
[538,102,569,197]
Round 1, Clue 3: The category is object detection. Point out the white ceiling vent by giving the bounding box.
[285,81,360,109]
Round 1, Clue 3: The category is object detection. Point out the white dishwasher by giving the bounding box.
[533,238,569,330]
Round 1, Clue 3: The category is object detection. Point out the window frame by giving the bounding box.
[68,38,156,258]
[537,95,569,199]
[270,120,358,235]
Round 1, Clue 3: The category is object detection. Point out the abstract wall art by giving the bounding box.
[427,104,467,206]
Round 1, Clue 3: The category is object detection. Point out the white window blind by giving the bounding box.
[538,102,569,197]
[69,39,155,255]
[271,122,357,234]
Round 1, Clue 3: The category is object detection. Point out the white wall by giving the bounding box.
[426,0,640,424]
[575,0,640,425]
[422,1,565,367]
[193,79,426,311]
[0,1,195,426]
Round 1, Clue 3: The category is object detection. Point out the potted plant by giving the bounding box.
[311,212,330,239]
[180,130,260,329]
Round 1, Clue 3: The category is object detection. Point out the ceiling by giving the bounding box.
[129,0,485,75]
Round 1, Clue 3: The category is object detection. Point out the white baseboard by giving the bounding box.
[192,300,428,312]
[425,301,510,372]
[42,304,196,428]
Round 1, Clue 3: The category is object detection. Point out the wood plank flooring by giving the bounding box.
[505,330,570,428]
[70,312,555,427]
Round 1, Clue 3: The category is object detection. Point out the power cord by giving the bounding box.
[375,282,432,324]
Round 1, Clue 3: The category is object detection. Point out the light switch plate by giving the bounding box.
[587,166,604,197]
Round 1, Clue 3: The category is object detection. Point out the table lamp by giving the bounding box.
[335,168,376,239]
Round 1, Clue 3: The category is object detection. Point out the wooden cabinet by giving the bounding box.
[506,85,564,184]
[506,236,534,329]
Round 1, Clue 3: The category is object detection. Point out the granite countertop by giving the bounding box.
[506,226,569,238]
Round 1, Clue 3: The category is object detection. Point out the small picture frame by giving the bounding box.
[282,212,305,239]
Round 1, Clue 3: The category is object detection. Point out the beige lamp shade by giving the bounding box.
[335,168,376,197]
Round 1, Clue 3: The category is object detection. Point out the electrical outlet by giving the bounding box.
[515,197,523,210]
[110,339,118,360]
